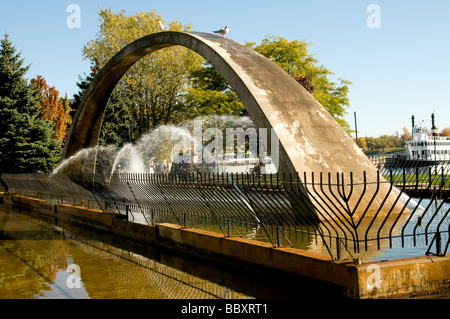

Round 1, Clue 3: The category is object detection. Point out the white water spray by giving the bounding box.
[53,115,274,176]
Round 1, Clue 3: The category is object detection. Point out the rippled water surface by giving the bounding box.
[0,209,252,299]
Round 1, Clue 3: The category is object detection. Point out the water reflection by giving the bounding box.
[152,196,449,263]
[0,209,252,299]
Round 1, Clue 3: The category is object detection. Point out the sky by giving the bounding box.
[1,0,449,138]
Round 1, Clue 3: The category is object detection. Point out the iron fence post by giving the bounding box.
[415,167,419,191]
[151,208,154,226]
[436,231,442,256]
[277,227,281,247]
[402,168,406,189]
[428,166,432,189]
[336,237,342,261]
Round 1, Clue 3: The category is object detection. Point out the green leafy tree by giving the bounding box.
[187,36,353,133]
[185,63,245,117]
[364,135,403,152]
[0,34,61,173]
[82,8,203,141]
[247,36,352,133]
[357,136,367,149]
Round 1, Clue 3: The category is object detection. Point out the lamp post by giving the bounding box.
[431,113,438,162]
[411,115,416,160]
[354,112,359,147]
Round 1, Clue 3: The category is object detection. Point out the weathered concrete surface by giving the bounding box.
[61,31,400,217]
[62,31,372,175]
[358,256,450,299]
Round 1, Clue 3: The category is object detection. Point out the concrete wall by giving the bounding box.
[358,256,450,298]
[2,193,449,299]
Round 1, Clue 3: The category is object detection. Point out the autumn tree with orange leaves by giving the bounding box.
[31,75,72,142]
[441,128,450,137]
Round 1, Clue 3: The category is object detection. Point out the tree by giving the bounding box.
[0,34,61,173]
[401,127,412,142]
[364,134,403,152]
[365,136,375,151]
[31,75,71,142]
[98,87,133,147]
[82,8,203,141]
[247,36,352,133]
[441,128,450,137]
[59,94,73,136]
[72,63,98,119]
[185,63,245,117]
[72,63,131,147]
[357,136,367,149]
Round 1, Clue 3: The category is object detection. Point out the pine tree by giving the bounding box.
[72,63,98,119]
[98,87,134,147]
[74,63,133,147]
[0,34,61,173]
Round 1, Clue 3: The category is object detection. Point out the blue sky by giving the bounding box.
[1,0,449,138]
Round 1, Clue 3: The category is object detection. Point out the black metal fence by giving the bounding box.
[2,163,449,262]
[368,155,450,198]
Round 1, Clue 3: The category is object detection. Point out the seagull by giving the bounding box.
[158,21,166,31]
[213,26,229,37]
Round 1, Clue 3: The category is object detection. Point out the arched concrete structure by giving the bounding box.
[62,31,402,218]
[63,31,374,176]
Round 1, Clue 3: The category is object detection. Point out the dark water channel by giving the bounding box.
[0,206,327,300]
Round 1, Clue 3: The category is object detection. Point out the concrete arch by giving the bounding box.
[61,31,404,219]
[63,31,376,179]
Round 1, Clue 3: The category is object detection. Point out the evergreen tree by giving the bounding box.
[74,63,133,147]
[72,63,98,119]
[98,86,134,147]
[0,34,61,173]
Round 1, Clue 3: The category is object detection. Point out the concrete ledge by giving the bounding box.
[113,218,157,244]
[358,255,450,299]
[220,236,275,267]
[272,247,358,292]
[55,203,115,232]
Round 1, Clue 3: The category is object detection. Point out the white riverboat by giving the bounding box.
[405,123,450,161]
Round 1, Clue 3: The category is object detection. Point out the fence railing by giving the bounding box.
[1,166,449,262]
[367,155,450,196]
